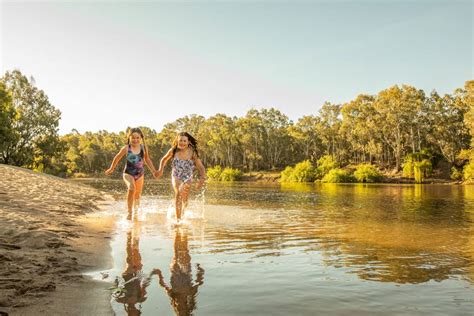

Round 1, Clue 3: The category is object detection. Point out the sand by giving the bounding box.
[0,164,116,315]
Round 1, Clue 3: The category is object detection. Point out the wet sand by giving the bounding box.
[0,164,115,315]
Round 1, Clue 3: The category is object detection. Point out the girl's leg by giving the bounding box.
[123,174,136,219]
[172,176,183,221]
[134,175,145,212]
[181,182,191,211]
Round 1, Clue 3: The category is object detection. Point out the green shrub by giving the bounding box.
[402,151,432,182]
[280,166,295,182]
[219,168,243,181]
[402,161,414,178]
[321,168,355,183]
[450,167,463,181]
[414,159,432,183]
[316,155,338,178]
[464,162,474,182]
[353,164,383,183]
[280,160,316,183]
[207,165,222,181]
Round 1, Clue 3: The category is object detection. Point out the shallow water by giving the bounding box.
[79,179,474,315]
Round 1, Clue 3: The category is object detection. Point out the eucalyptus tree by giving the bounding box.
[235,113,264,171]
[373,85,425,170]
[157,114,206,150]
[316,102,349,162]
[0,70,61,170]
[0,82,15,163]
[425,90,470,165]
[200,114,241,168]
[340,94,382,164]
[287,115,323,163]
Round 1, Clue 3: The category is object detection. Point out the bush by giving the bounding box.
[402,151,432,182]
[280,160,316,183]
[321,168,355,183]
[402,161,414,178]
[353,164,382,183]
[464,162,474,182]
[316,155,338,179]
[450,167,463,181]
[219,168,243,181]
[280,166,295,182]
[414,159,432,183]
[207,166,222,181]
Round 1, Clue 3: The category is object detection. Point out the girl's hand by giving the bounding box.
[157,169,164,178]
[196,178,205,190]
[105,168,114,176]
[153,170,161,179]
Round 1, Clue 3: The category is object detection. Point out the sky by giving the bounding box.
[1,0,472,134]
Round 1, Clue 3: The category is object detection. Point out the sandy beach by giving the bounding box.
[0,164,115,315]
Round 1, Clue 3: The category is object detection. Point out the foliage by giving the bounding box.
[353,164,383,183]
[280,160,316,182]
[206,166,223,181]
[207,166,242,181]
[402,151,432,182]
[450,167,463,181]
[321,168,355,183]
[315,155,338,179]
[464,162,474,182]
[0,70,62,170]
[413,160,432,183]
[1,68,471,183]
[219,168,243,181]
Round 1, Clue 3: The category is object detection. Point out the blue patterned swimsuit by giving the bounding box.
[124,144,145,180]
[172,156,195,183]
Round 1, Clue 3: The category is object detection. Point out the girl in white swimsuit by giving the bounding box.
[157,132,206,222]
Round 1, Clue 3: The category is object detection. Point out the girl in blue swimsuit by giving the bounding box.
[105,127,158,219]
[157,132,206,222]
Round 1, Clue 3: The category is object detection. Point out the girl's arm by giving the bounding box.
[152,268,172,293]
[193,154,206,189]
[143,145,158,175]
[105,146,127,175]
[157,148,174,177]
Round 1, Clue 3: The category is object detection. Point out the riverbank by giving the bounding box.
[70,170,462,184]
[0,164,115,315]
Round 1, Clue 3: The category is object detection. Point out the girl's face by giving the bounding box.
[177,136,189,149]
[129,132,142,145]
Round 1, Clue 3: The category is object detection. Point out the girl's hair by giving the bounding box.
[172,132,199,157]
[126,127,148,153]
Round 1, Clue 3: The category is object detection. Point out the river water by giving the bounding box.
[79,180,474,315]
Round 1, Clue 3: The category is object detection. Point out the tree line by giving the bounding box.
[1,69,473,181]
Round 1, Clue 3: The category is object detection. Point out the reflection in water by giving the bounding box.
[115,221,156,315]
[155,228,205,316]
[80,179,474,314]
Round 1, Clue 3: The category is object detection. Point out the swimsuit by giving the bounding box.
[172,157,195,183]
[124,144,145,180]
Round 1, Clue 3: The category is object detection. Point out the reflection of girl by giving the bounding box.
[154,228,205,316]
[105,127,157,219]
[157,132,206,222]
[115,222,155,315]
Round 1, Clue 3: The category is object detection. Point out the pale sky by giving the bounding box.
[1,0,472,134]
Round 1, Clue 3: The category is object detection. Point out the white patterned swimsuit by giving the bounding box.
[172,157,195,183]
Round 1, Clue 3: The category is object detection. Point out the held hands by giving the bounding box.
[153,169,163,179]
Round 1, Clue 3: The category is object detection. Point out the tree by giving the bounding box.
[373,85,425,170]
[425,90,470,165]
[0,70,62,170]
[0,82,16,161]
[288,115,323,162]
